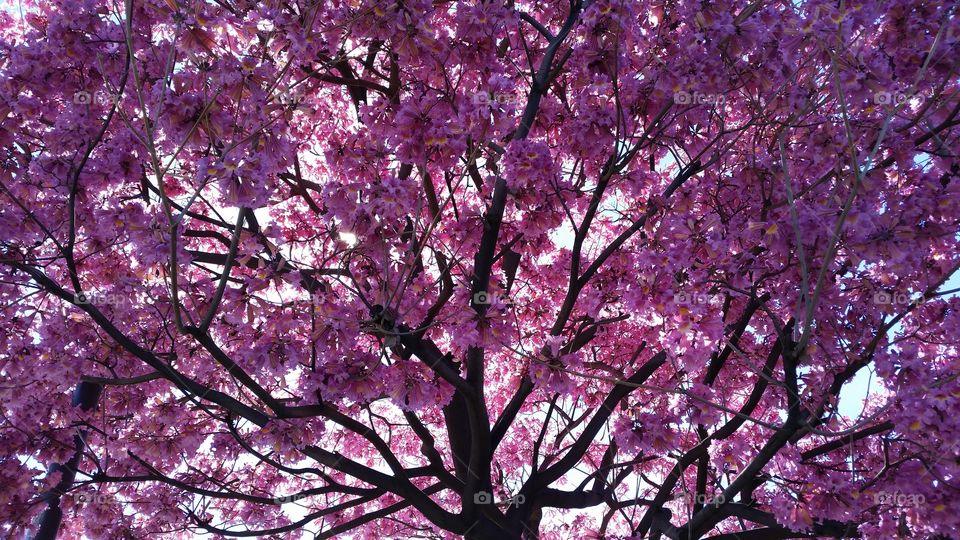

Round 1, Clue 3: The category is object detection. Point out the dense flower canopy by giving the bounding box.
[1,0,959,538]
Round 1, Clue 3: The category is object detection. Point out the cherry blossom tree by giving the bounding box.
[2,0,959,538]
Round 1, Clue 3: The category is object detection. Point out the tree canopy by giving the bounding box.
[1,0,959,538]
